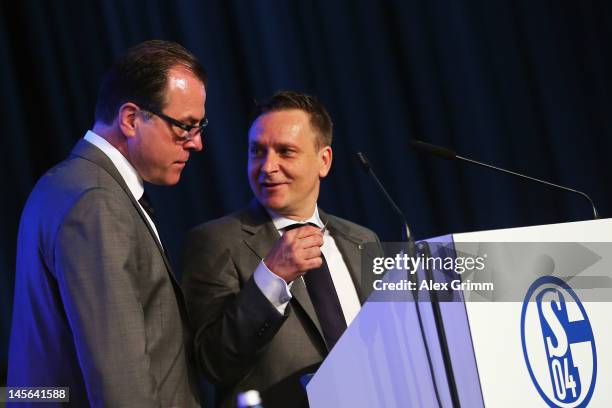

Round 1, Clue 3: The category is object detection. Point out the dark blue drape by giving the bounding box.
[2,0,612,389]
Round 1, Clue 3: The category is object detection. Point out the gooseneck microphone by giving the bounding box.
[356,152,414,244]
[355,152,461,408]
[410,140,599,220]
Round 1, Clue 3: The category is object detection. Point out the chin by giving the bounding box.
[166,175,182,185]
[163,168,184,185]
[258,196,286,212]
[147,174,181,186]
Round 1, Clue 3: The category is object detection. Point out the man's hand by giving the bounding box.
[264,225,323,282]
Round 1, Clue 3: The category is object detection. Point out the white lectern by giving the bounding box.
[307,219,612,407]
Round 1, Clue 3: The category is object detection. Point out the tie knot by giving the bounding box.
[284,222,319,232]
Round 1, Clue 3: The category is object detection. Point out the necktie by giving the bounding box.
[285,223,347,350]
[138,191,157,225]
[138,191,166,252]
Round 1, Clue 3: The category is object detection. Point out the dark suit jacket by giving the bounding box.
[182,200,381,407]
[8,139,199,408]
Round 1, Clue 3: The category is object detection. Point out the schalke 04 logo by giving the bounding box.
[521,276,597,408]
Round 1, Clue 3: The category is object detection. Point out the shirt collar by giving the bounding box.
[267,206,324,231]
[83,130,145,200]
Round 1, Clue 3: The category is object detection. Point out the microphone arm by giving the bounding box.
[356,152,414,243]
[355,151,461,408]
[410,140,600,220]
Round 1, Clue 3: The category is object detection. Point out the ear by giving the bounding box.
[117,102,140,138]
[318,146,333,178]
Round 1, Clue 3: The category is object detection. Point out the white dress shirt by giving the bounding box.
[83,130,161,243]
[253,207,361,326]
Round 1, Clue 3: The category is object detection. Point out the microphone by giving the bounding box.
[410,140,599,220]
[356,152,461,408]
[356,152,414,244]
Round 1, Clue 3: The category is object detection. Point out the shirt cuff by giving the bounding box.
[253,260,293,314]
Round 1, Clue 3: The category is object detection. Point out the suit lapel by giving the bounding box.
[70,139,184,295]
[241,202,280,260]
[289,277,324,342]
[241,200,326,342]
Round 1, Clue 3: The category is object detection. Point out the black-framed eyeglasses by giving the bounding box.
[143,107,208,141]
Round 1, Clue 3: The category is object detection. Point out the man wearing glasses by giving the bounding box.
[8,40,206,407]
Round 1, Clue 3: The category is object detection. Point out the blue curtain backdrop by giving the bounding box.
[2,0,611,387]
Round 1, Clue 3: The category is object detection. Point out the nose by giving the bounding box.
[184,132,203,152]
[261,151,279,174]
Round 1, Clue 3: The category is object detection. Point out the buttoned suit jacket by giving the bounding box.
[8,139,199,408]
[182,200,381,407]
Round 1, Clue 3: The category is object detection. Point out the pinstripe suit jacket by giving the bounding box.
[8,139,199,407]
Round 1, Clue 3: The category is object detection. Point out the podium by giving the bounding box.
[306,219,612,407]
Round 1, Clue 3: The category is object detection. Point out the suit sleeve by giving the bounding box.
[53,188,161,407]
[181,226,288,385]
